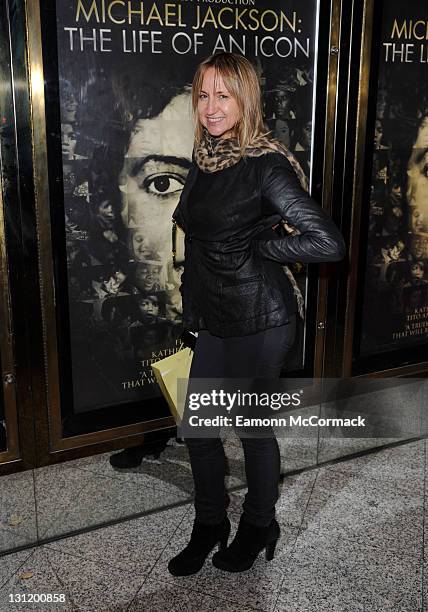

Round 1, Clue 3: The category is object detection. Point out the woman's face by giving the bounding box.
[197,67,241,140]
[119,92,193,264]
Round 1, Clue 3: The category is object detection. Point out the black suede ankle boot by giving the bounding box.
[212,515,280,573]
[168,516,231,576]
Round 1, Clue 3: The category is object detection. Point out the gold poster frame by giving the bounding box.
[341,0,428,378]
[313,0,342,377]
[0,166,20,465]
[25,0,178,454]
[0,2,20,465]
[25,0,342,456]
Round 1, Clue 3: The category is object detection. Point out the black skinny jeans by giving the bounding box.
[185,315,296,528]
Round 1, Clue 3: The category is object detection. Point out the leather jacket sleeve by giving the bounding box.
[255,153,346,264]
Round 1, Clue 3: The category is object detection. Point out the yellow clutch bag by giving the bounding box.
[151,347,193,425]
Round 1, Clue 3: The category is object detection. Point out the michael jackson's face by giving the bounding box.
[273,89,292,119]
[138,298,160,317]
[134,264,162,292]
[131,230,156,262]
[119,92,193,263]
[411,237,428,259]
[410,204,428,234]
[414,117,428,149]
[61,123,77,159]
[411,263,424,279]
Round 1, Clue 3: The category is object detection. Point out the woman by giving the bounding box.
[169,53,345,576]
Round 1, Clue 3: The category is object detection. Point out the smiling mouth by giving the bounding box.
[207,117,225,123]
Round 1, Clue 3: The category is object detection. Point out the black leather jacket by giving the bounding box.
[172,152,345,337]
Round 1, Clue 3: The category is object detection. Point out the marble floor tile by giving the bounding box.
[225,470,318,530]
[317,436,404,463]
[0,527,38,556]
[40,546,146,612]
[0,471,38,552]
[0,436,424,610]
[73,446,194,493]
[422,557,428,609]
[223,434,318,480]
[199,593,264,612]
[45,504,190,575]
[318,439,425,493]
[108,452,195,496]
[222,438,246,480]
[151,520,299,610]
[277,438,318,474]
[318,381,425,439]
[34,463,96,539]
[274,532,422,612]
[40,471,190,541]
[0,549,35,588]
[276,471,318,530]
[63,450,122,475]
[75,469,188,517]
[130,575,264,612]
[0,548,75,611]
[420,482,428,562]
[418,382,428,435]
[128,576,207,611]
[299,467,423,558]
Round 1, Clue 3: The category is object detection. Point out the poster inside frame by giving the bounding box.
[41,0,322,436]
[357,0,428,366]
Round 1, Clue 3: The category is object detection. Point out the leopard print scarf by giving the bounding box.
[194,130,307,319]
[195,130,309,190]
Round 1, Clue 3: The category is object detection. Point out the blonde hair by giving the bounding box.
[192,52,267,153]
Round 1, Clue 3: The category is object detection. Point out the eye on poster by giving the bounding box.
[55,0,318,414]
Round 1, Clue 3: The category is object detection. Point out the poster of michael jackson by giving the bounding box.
[360,0,428,355]
[56,0,318,413]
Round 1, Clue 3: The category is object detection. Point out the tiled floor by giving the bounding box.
[0,438,425,611]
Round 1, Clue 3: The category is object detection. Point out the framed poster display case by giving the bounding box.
[0,0,38,474]
[342,0,428,377]
[22,0,348,462]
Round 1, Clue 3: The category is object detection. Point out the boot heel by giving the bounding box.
[218,537,228,551]
[265,537,279,561]
[218,527,230,550]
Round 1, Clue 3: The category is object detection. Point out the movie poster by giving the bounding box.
[55,0,318,414]
[360,0,428,355]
